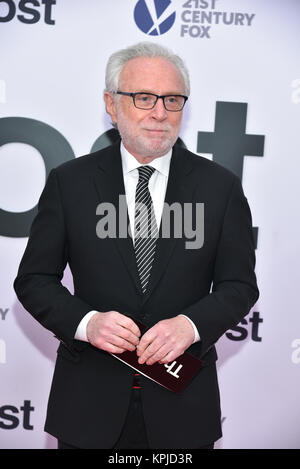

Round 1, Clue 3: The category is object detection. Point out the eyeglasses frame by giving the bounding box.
[115,91,188,112]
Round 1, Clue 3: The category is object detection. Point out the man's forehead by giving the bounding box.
[119,56,184,91]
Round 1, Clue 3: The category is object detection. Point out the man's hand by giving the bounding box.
[136,315,194,365]
[86,311,141,354]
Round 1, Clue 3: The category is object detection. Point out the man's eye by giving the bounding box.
[166,96,177,103]
[136,94,155,103]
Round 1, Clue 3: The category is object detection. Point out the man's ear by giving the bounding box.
[104,92,117,126]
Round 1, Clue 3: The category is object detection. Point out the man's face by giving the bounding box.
[104,57,185,163]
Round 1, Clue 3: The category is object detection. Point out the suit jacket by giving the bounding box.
[14,141,259,448]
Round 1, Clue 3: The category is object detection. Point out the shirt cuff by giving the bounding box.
[179,314,201,344]
[74,310,98,342]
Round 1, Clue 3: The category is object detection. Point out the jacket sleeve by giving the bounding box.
[14,168,92,349]
[181,176,259,357]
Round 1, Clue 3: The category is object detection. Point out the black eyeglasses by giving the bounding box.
[116,91,188,112]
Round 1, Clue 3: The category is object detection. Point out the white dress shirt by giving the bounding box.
[75,142,200,344]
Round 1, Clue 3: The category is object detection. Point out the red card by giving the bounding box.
[111,319,202,393]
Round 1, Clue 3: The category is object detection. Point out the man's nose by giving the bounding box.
[151,97,168,120]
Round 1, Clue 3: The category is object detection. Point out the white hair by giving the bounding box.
[105,42,190,96]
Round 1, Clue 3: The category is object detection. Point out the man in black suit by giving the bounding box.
[14,42,259,449]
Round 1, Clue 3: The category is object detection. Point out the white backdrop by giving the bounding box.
[1,0,300,449]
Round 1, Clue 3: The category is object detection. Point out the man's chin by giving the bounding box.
[121,134,176,159]
[142,137,174,156]
[144,144,172,158]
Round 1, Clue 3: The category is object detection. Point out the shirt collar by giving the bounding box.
[120,141,172,177]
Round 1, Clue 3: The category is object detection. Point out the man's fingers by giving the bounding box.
[102,342,126,354]
[116,315,141,339]
[137,328,158,356]
[140,343,171,365]
[159,350,180,364]
[86,310,141,352]
[137,336,165,364]
[109,333,137,352]
[113,324,139,346]
[136,316,194,365]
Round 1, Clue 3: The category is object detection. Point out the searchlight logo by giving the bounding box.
[134,0,176,36]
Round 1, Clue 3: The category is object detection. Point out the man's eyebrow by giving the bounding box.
[135,89,185,95]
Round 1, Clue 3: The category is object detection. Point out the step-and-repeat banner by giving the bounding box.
[1,0,299,449]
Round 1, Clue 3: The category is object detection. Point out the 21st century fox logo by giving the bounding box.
[134,0,256,38]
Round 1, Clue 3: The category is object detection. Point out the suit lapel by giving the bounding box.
[93,142,195,303]
[93,141,143,295]
[141,145,194,305]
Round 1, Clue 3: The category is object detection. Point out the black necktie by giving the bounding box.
[134,166,158,294]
